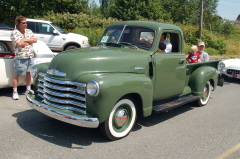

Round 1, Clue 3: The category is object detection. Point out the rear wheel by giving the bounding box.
[100,98,137,140]
[195,81,211,106]
[0,42,8,52]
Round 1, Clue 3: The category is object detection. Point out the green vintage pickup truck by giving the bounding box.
[27,21,223,140]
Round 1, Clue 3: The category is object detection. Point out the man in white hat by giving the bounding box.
[197,41,209,62]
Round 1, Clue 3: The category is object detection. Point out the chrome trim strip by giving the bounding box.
[45,76,86,87]
[43,94,86,108]
[44,81,85,94]
[26,95,99,128]
[37,93,44,99]
[43,99,86,114]
[44,87,86,102]
[39,72,46,78]
[38,87,44,94]
[38,78,45,83]
[47,69,66,77]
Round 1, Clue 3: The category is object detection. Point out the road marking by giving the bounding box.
[217,143,240,159]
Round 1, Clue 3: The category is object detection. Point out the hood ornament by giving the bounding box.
[47,69,66,77]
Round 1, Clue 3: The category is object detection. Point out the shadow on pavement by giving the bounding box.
[133,103,196,131]
[12,101,197,147]
[12,109,109,148]
[223,77,240,85]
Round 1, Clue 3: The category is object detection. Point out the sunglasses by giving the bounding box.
[21,22,27,24]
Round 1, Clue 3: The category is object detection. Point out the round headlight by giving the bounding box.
[219,62,225,68]
[86,80,99,96]
[30,66,38,78]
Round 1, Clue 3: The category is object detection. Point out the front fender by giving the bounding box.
[188,66,218,97]
[78,73,153,123]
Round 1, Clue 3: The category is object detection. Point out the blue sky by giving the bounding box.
[93,0,239,20]
[217,0,240,20]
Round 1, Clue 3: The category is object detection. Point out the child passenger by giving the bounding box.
[187,45,201,63]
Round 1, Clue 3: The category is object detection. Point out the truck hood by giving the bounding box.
[48,46,150,81]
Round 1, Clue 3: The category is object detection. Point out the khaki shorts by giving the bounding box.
[14,58,34,75]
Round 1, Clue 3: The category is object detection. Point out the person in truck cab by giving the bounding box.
[139,33,172,52]
[157,33,172,53]
[10,15,37,100]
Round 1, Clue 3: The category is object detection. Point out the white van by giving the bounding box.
[0,19,90,51]
[26,19,90,51]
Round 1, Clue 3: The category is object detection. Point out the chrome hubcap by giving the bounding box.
[114,109,128,127]
[203,86,209,99]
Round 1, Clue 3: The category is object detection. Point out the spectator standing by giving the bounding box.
[198,42,209,62]
[11,15,37,100]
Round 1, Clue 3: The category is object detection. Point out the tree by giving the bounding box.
[237,14,240,21]
[161,0,199,24]
[100,0,112,16]
[0,0,88,26]
[108,0,170,21]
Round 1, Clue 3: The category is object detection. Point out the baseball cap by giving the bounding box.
[198,41,205,46]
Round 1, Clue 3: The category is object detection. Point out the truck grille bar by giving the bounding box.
[37,73,87,114]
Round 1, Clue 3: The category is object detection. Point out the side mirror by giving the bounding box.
[53,30,59,35]
[159,43,166,51]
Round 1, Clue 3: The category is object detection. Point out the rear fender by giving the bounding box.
[188,66,218,98]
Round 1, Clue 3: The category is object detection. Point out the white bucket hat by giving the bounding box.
[198,41,205,46]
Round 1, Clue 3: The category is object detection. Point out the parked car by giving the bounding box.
[219,58,240,79]
[0,19,90,51]
[0,36,56,88]
[0,23,13,29]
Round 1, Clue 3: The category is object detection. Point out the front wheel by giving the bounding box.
[100,98,137,140]
[195,81,211,106]
[65,45,78,51]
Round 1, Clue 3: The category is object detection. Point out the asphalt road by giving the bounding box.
[1,78,240,159]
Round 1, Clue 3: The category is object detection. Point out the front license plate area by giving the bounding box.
[233,74,240,79]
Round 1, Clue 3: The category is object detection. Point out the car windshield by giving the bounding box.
[0,23,13,29]
[51,23,67,34]
[98,25,155,50]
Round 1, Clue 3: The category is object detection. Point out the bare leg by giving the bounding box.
[12,74,19,88]
[25,72,31,86]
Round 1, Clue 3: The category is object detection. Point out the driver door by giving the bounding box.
[153,31,186,101]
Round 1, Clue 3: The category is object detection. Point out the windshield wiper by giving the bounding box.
[119,42,138,49]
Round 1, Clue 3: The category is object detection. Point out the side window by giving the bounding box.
[27,22,36,33]
[38,23,54,34]
[169,33,180,53]
[139,32,154,46]
[160,32,180,53]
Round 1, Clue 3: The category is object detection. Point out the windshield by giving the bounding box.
[98,25,155,50]
[51,23,67,34]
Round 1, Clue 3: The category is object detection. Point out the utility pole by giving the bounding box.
[199,0,203,39]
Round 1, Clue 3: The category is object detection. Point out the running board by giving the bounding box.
[152,95,200,113]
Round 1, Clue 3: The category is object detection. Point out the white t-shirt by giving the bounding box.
[163,40,172,53]
[199,51,209,62]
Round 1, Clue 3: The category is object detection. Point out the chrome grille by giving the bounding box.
[37,72,87,114]
[227,69,240,75]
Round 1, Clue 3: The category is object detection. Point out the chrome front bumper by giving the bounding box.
[26,95,99,128]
